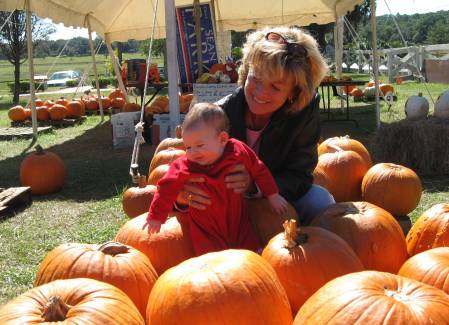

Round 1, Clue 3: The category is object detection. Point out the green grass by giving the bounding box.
[0,73,448,307]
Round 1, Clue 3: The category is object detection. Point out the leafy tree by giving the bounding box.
[0,10,55,103]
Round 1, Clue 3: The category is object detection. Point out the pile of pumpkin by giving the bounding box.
[145,93,194,115]
[4,135,449,324]
[348,80,395,99]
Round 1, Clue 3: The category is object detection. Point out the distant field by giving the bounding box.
[0,53,161,95]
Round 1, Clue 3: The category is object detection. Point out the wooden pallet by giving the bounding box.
[84,110,113,116]
[0,126,53,140]
[0,187,32,218]
[10,116,86,128]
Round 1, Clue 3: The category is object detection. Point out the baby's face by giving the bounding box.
[182,122,228,165]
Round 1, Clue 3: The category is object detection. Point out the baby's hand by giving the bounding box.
[143,218,162,234]
[267,193,288,215]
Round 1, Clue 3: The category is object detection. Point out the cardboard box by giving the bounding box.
[111,111,141,148]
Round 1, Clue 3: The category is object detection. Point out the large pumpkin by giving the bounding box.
[316,148,370,202]
[20,145,65,194]
[405,92,429,120]
[312,166,330,189]
[146,249,293,324]
[34,241,157,317]
[108,88,126,100]
[399,247,449,294]
[66,100,84,118]
[148,163,170,185]
[361,163,422,216]
[294,271,449,324]
[49,104,67,121]
[115,212,194,275]
[36,106,50,121]
[0,278,144,324]
[318,135,372,167]
[148,147,185,173]
[406,203,449,256]
[122,176,157,218]
[311,201,408,273]
[154,137,185,153]
[247,197,298,246]
[8,105,26,121]
[262,220,363,313]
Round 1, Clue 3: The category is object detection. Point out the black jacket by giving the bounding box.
[219,87,320,201]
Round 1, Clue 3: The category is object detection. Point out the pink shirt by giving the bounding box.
[246,128,264,154]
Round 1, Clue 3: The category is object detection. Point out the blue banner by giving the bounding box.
[176,3,218,84]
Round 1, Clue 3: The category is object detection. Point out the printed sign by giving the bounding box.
[193,83,238,103]
[111,112,140,148]
[176,3,218,84]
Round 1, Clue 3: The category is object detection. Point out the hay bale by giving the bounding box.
[371,117,449,175]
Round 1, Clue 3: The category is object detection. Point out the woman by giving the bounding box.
[178,26,334,225]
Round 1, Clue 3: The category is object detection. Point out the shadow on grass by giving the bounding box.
[0,120,155,203]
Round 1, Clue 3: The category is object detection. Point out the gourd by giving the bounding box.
[405,92,429,120]
[434,90,449,119]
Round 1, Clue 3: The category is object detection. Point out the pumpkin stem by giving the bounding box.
[283,219,308,248]
[35,144,44,155]
[345,206,359,214]
[138,175,147,188]
[98,241,129,256]
[327,144,343,152]
[42,296,72,322]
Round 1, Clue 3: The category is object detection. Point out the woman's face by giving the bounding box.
[244,67,295,117]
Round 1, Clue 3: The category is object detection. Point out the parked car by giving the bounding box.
[47,70,81,88]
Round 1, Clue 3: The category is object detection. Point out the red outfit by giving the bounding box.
[148,138,278,256]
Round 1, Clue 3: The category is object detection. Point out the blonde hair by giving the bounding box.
[239,26,328,113]
[182,102,229,134]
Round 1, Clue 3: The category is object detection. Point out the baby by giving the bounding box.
[146,102,287,256]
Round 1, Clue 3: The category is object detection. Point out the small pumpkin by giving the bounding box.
[115,212,194,275]
[55,97,69,107]
[262,220,363,313]
[85,98,99,110]
[36,106,50,121]
[379,83,394,96]
[406,203,449,256]
[361,163,422,216]
[405,92,429,120]
[311,202,408,273]
[20,145,65,195]
[398,247,449,294]
[294,271,449,324]
[434,90,449,119]
[0,278,144,324]
[122,176,157,218]
[146,249,293,324]
[350,87,363,97]
[34,241,157,317]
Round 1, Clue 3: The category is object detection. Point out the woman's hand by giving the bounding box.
[176,177,211,210]
[225,164,254,194]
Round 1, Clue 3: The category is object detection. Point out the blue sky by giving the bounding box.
[47,0,449,40]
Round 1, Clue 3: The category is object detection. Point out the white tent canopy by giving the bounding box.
[1,0,365,42]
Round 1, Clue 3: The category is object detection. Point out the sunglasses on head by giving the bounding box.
[265,32,308,63]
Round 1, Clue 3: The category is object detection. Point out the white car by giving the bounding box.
[47,70,81,88]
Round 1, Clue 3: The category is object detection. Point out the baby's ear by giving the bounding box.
[218,131,229,145]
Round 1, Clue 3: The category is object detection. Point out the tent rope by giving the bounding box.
[73,40,104,97]
[129,0,160,184]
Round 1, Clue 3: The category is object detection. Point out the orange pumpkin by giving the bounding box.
[312,166,330,189]
[146,249,293,324]
[380,83,394,95]
[34,241,157,317]
[111,97,126,109]
[316,148,369,202]
[154,137,185,153]
[108,88,126,100]
[56,97,69,107]
[43,99,54,108]
[262,220,363,313]
[247,198,298,246]
[294,271,449,324]
[8,105,26,121]
[65,100,83,118]
[115,212,194,275]
[399,247,449,294]
[147,163,170,185]
[406,203,449,256]
[0,278,144,324]
[20,145,65,195]
[361,163,422,216]
[209,63,226,74]
[49,104,67,120]
[318,135,372,167]
[350,87,364,97]
[123,102,141,112]
[122,176,157,218]
[85,98,99,110]
[311,202,408,273]
[36,106,50,121]
[148,147,185,173]
[23,108,31,119]
[100,96,111,110]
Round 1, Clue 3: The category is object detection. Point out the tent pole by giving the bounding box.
[25,0,37,138]
[105,34,128,102]
[165,0,180,136]
[370,0,380,128]
[86,14,104,121]
[334,14,344,108]
[193,0,203,75]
